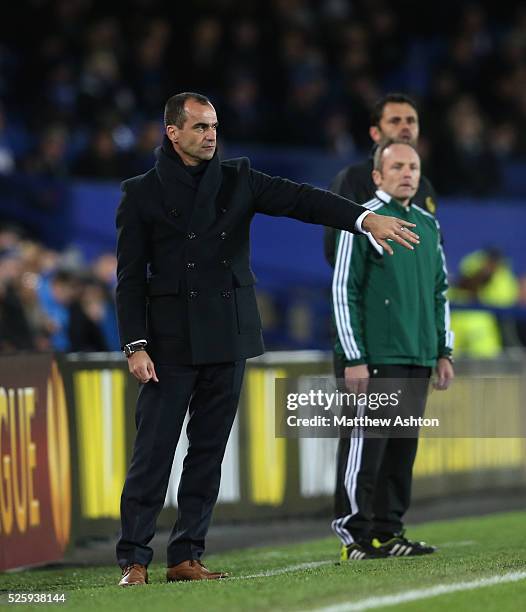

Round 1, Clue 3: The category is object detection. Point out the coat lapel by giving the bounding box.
[155,145,195,190]
[154,146,196,229]
[154,146,222,234]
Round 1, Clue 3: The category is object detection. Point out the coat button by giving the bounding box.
[385,299,390,305]
[221,259,230,268]
[187,232,196,240]
[187,262,196,270]
[220,208,227,214]
[170,208,180,217]
[220,231,227,240]
[189,290,198,299]
[221,290,232,299]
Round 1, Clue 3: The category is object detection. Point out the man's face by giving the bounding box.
[51,280,76,305]
[372,143,421,203]
[370,102,419,146]
[167,99,218,165]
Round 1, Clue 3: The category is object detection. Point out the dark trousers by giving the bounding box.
[331,357,431,544]
[116,359,246,568]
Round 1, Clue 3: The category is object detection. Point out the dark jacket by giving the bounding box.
[324,155,438,267]
[116,149,365,365]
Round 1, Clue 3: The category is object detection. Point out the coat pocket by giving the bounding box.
[147,276,185,338]
[231,264,260,334]
[365,296,392,350]
[234,286,261,334]
[231,265,257,287]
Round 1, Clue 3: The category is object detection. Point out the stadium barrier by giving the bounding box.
[1,351,525,570]
[0,355,71,571]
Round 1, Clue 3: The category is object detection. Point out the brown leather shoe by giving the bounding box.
[166,560,229,581]
[119,563,148,587]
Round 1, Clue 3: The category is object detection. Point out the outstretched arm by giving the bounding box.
[250,169,419,252]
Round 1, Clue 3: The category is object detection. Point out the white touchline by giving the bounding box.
[233,560,333,580]
[308,571,526,612]
[438,540,476,548]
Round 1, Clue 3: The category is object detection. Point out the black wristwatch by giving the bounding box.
[123,340,148,358]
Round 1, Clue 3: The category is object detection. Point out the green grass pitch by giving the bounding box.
[1,511,525,611]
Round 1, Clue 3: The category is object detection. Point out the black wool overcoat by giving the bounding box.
[115,151,365,365]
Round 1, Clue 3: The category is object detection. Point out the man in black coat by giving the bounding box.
[115,92,419,587]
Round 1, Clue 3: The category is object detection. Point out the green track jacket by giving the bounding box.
[332,189,454,367]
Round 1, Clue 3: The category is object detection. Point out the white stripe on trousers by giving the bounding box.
[331,402,366,545]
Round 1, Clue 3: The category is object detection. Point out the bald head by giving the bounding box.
[372,142,421,205]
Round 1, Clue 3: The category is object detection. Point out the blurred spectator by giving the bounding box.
[322,109,357,155]
[42,61,78,125]
[0,104,15,175]
[220,74,270,143]
[0,223,24,253]
[284,71,330,147]
[489,121,518,160]
[127,121,162,175]
[0,248,34,350]
[425,69,461,130]
[452,248,519,307]
[188,17,224,95]
[432,97,501,195]
[72,127,130,179]
[449,248,520,357]
[14,125,72,249]
[0,246,52,351]
[78,49,134,121]
[37,269,77,351]
[272,0,316,30]
[19,125,69,178]
[226,18,263,78]
[368,3,404,77]
[69,277,109,352]
[92,253,120,351]
[131,21,171,115]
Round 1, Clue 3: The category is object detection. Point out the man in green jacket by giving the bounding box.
[331,140,454,560]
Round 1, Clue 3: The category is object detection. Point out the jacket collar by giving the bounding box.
[155,141,199,190]
[375,189,412,210]
[155,141,221,193]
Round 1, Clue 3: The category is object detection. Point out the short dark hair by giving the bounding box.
[52,269,77,286]
[373,138,419,171]
[164,92,212,128]
[370,93,418,127]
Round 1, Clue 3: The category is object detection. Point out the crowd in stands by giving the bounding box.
[0,223,119,353]
[2,218,526,356]
[0,0,525,196]
[1,1,526,355]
